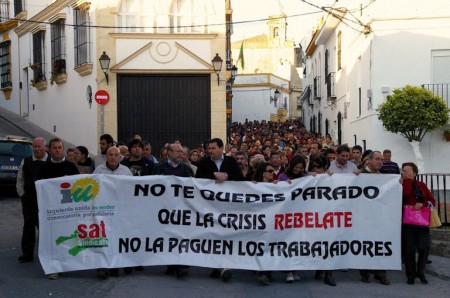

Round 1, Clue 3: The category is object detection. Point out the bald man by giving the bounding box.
[93,147,132,176]
[152,143,193,277]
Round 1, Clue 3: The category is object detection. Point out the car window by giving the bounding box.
[0,141,32,157]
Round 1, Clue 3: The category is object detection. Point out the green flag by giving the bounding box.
[237,41,244,70]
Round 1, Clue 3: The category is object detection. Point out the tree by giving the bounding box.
[378,85,449,173]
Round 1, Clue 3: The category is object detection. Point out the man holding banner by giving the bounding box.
[153,143,194,278]
[196,138,244,282]
[93,146,131,279]
[37,138,79,280]
[359,150,391,285]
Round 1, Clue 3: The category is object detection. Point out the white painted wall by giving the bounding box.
[301,0,450,173]
[16,5,99,154]
[232,74,289,123]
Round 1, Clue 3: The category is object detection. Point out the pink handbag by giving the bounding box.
[402,205,431,226]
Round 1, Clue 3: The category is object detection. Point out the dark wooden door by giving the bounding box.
[117,74,211,154]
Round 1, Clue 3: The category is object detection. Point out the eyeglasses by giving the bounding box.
[265,169,275,173]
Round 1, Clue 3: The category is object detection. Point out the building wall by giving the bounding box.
[1,0,229,154]
[7,0,99,153]
[232,74,289,122]
[301,0,450,173]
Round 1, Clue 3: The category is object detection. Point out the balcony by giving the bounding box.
[326,72,336,100]
[313,76,321,100]
[421,84,449,107]
[300,85,312,106]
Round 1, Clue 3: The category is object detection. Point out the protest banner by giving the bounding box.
[36,173,402,274]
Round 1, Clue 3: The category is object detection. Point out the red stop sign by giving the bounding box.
[95,90,110,105]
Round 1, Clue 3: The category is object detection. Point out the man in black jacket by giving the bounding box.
[153,143,193,278]
[196,138,244,183]
[38,138,79,279]
[195,138,244,282]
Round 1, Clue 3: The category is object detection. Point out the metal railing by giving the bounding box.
[421,83,449,108]
[313,76,321,100]
[326,72,336,100]
[417,173,450,226]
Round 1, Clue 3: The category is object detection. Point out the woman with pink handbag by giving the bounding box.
[401,162,436,285]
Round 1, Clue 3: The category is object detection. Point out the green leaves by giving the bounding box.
[378,85,449,142]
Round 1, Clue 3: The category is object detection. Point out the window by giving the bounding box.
[318,112,322,135]
[118,0,212,34]
[432,50,450,84]
[32,31,46,82]
[51,19,66,75]
[74,5,91,67]
[337,31,342,70]
[14,0,23,17]
[0,40,11,88]
[1,0,9,22]
[325,49,329,76]
[273,27,279,37]
[172,0,211,33]
[119,0,157,33]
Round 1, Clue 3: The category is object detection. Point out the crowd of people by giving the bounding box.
[15,119,436,287]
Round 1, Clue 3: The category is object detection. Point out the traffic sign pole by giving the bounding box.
[95,90,110,136]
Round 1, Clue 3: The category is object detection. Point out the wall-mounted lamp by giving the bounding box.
[212,53,223,86]
[270,89,281,107]
[274,89,280,107]
[231,65,238,85]
[99,51,111,85]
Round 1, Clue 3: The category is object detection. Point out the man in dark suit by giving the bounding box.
[359,150,390,286]
[195,138,244,282]
[196,138,244,183]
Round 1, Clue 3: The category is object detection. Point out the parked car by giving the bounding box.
[0,135,33,184]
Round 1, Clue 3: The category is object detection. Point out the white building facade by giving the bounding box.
[232,73,289,123]
[301,0,450,173]
[1,0,231,154]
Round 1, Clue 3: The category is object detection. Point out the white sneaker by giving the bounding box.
[286,272,294,283]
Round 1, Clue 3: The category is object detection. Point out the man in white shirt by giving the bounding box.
[93,147,132,176]
[327,145,359,174]
[93,146,131,279]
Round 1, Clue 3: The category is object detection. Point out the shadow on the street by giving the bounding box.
[0,184,19,199]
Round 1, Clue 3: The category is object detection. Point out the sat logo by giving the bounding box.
[56,221,109,256]
[60,178,99,204]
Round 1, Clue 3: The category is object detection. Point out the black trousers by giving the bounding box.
[402,224,430,280]
[21,195,39,258]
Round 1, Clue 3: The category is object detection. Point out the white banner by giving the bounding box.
[36,174,402,274]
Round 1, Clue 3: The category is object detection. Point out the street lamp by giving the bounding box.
[99,51,111,85]
[274,89,280,106]
[231,65,238,85]
[211,53,223,86]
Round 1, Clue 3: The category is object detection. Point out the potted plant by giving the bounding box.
[442,124,450,141]
[29,63,48,90]
[50,59,67,85]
